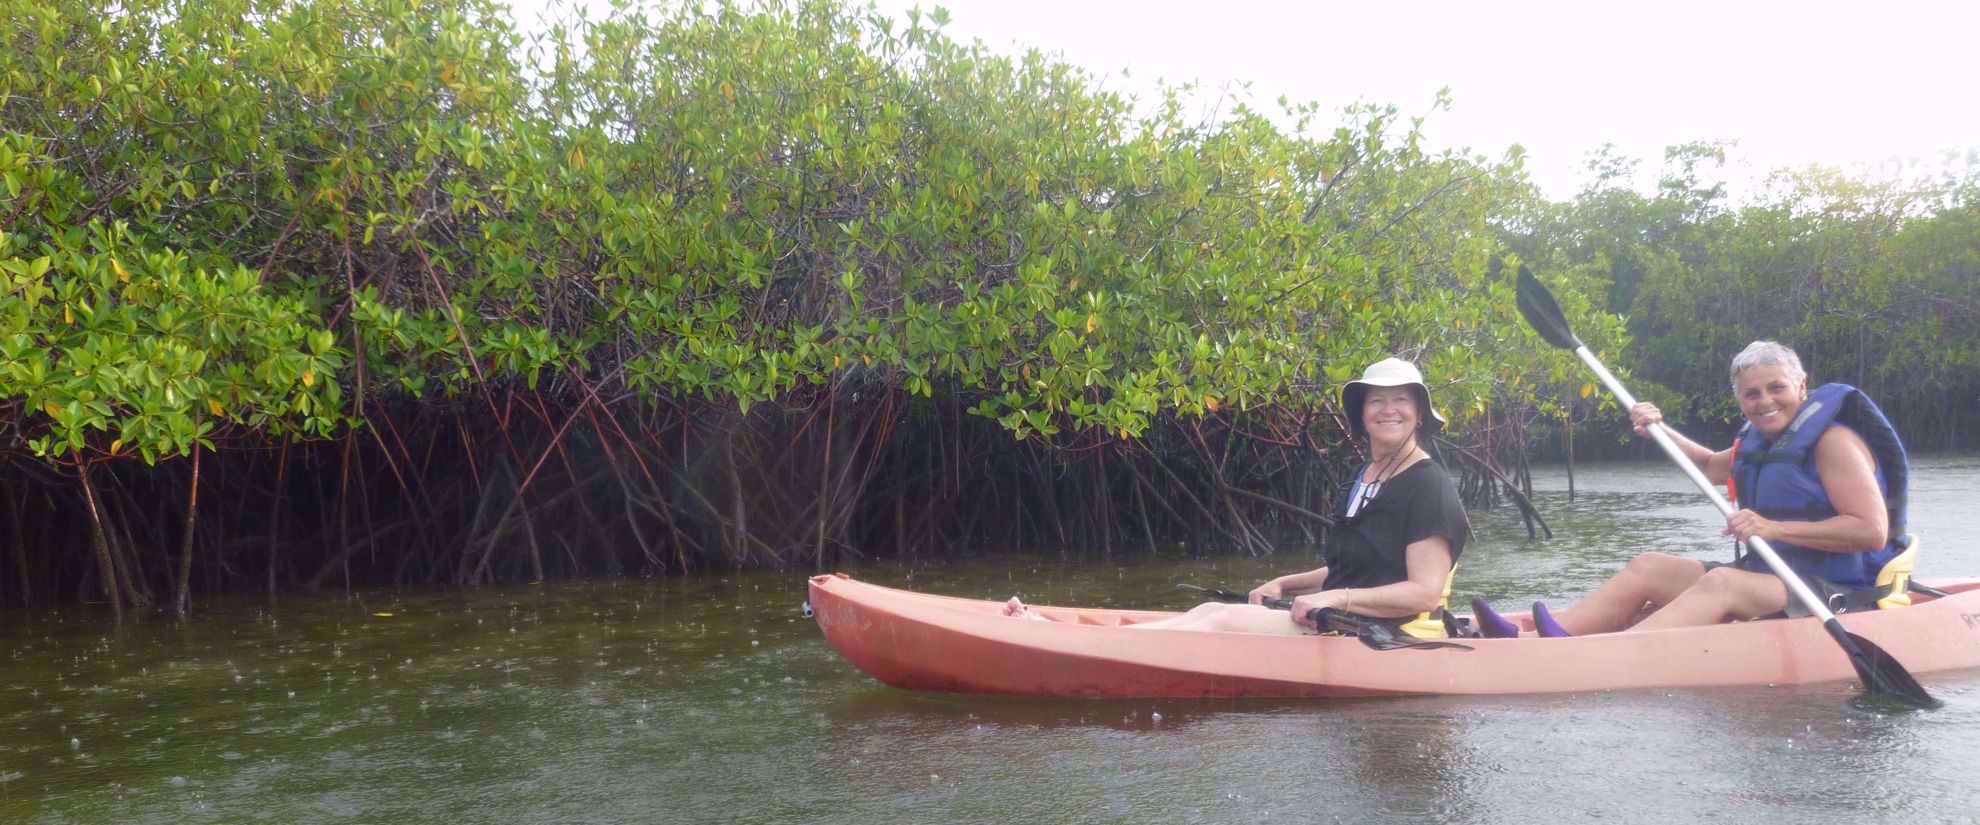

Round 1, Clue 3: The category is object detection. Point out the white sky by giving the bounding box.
[517,0,1979,200]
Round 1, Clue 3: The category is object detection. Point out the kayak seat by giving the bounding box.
[1872,533,1918,610]
[1746,533,1921,621]
[1398,565,1457,639]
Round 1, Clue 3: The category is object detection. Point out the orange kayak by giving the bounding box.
[808,574,1980,698]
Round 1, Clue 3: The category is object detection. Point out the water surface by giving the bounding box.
[4,458,1978,823]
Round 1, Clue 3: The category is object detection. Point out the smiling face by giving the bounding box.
[1360,386,1421,451]
[1734,364,1807,439]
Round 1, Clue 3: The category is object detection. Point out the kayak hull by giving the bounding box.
[808,574,1980,698]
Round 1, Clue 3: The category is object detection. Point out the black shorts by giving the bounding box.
[1701,556,1862,617]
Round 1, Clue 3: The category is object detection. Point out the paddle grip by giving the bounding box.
[1260,597,1337,630]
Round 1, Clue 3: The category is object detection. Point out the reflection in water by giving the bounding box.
[2,459,1978,824]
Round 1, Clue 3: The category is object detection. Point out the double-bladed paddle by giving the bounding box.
[1173,582,1251,603]
[1515,266,1939,709]
[1174,583,1472,651]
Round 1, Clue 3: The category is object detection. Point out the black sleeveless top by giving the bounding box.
[1321,459,1469,590]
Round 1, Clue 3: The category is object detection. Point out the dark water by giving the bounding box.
[4,458,1979,823]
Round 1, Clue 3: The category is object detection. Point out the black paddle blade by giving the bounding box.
[1515,266,1583,351]
[1836,626,1942,710]
[1176,583,1250,603]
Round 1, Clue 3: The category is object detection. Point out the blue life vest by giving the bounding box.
[1730,383,1908,590]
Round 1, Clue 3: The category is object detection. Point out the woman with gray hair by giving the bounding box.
[1473,341,1910,637]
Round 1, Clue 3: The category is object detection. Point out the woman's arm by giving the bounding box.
[1251,566,1329,604]
[1724,427,1889,553]
[1289,538,1454,620]
[1629,402,1733,484]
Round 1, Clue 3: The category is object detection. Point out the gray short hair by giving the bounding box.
[1729,341,1806,390]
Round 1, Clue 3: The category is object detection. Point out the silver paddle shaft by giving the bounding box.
[1571,346,1842,625]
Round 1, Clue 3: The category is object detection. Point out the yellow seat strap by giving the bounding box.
[1399,565,1458,639]
[1874,535,1918,610]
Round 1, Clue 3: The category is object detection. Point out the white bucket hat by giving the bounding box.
[1340,357,1445,439]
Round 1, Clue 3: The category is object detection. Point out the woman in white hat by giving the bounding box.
[1004,357,1469,634]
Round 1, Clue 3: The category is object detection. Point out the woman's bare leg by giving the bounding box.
[1125,602,1306,634]
[1113,601,1222,628]
[1548,553,1709,635]
[1631,567,1789,631]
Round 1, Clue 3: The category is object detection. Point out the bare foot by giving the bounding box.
[1003,597,1050,621]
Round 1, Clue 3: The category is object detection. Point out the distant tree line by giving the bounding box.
[1515,142,1980,450]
